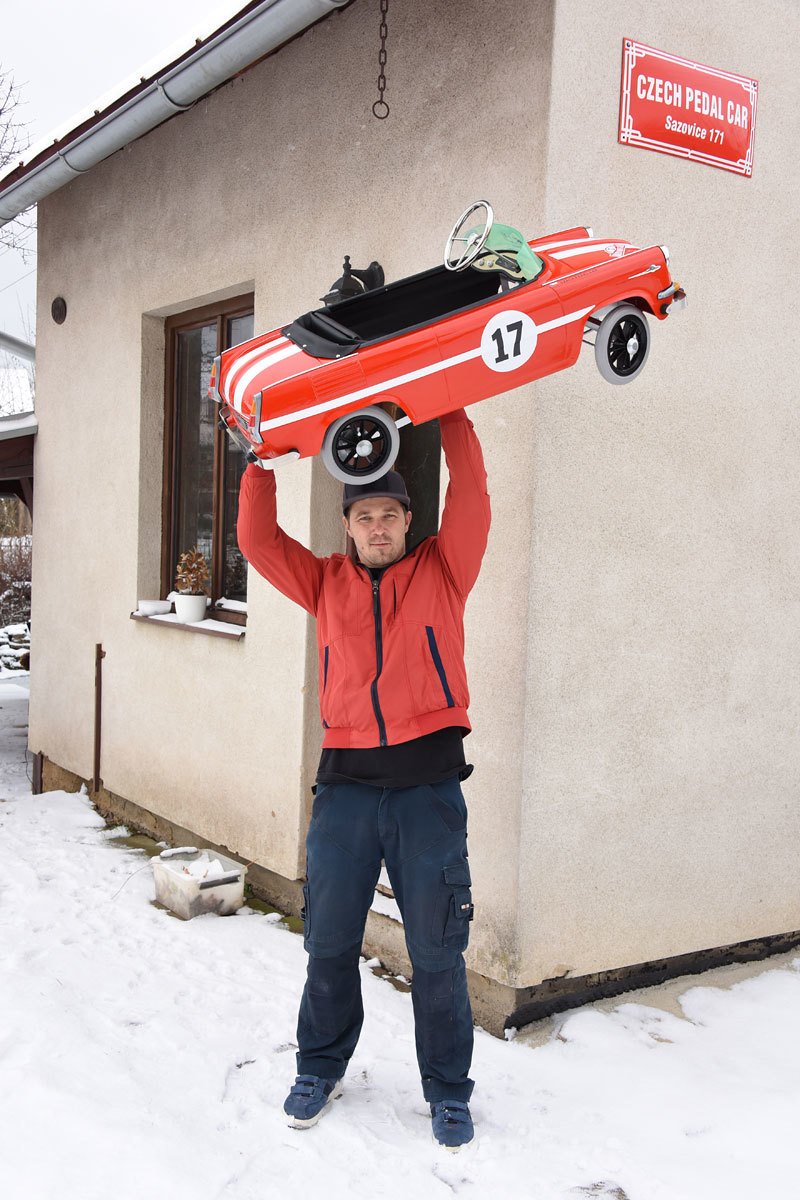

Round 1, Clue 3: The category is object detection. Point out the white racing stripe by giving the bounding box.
[232,343,302,413]
[550,243,637,261]
[531,236,596,252]
[261,348,481,432]
[539,305,593,331]
[223,337,288,403]
[259,305,593,434]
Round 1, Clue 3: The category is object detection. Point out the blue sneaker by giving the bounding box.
[283,1074,343,1128]
[430,1099,474,1150]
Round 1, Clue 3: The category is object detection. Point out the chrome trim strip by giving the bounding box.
[251,391,264,444]
[253,450,301,470]
[212,354,223,403]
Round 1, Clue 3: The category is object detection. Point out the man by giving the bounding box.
[237,408,490,1149]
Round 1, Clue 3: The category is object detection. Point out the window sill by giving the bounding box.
[130,612,245,640]
[163,594,247,627]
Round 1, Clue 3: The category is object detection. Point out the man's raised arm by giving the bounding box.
[237,463,324,616]
[436,408,492,598]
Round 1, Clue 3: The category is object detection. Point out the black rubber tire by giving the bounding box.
[321,405,400,484]
[594,304,650,384]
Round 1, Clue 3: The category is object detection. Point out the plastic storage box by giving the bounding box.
[152,847,247,920]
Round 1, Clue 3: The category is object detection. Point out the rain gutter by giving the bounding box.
[0,412,38,440]
[0,331,36,363]
[0,0,349,226]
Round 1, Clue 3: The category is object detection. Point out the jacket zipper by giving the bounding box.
[425,625,455,707]
[321,645,329,729]
[370,576,388,747]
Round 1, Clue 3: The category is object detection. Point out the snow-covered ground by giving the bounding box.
[1,673,798,1199]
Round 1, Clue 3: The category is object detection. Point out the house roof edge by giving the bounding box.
[0,0,350,226]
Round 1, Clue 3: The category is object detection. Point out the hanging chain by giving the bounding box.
[372,0,389,119]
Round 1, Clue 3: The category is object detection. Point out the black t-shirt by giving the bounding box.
[315,564,472,789]
[316,726,472,789]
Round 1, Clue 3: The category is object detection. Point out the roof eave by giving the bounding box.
[0,0,350,226]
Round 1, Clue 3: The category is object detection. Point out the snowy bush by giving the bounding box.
[0,496,31,536]
[0,622,29,671]
[0,535,31,626]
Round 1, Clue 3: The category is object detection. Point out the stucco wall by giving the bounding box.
[515,0,800,984]
[29,0,800,996]
[30,0,556,986]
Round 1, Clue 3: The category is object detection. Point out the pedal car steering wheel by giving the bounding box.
[444,201,494,271]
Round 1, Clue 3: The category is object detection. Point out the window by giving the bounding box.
[162,295,254,622]
[394,418,442,551]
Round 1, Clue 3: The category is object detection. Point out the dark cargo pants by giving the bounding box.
[296,775,475,1102]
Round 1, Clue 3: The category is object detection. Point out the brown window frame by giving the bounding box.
[162,293,255,626]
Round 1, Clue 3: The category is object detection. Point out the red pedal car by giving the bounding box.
[212,202,686,483]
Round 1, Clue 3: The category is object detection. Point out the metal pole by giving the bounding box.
[93,644,106,793]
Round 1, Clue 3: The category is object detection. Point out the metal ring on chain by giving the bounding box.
[372,0,389,120]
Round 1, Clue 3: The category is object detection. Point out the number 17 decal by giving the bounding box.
[480,310,538,373]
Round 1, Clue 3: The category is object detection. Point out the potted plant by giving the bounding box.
[174,547,210,623]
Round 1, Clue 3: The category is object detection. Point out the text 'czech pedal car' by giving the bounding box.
[212,201,686,483]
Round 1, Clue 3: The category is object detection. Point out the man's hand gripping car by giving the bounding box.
[212,201,686,484]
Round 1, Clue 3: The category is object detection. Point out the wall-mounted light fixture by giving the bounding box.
[51,297,67,324]
[322,257,384,306]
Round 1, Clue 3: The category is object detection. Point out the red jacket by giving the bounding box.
[237,409,491,748]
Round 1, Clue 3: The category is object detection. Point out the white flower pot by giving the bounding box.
[174,594,207,623]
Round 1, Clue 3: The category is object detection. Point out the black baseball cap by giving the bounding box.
[342,470,411,514]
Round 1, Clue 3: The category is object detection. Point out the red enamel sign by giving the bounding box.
[619,39,757,177]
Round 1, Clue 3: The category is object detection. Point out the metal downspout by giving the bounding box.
[93,644,106,794]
